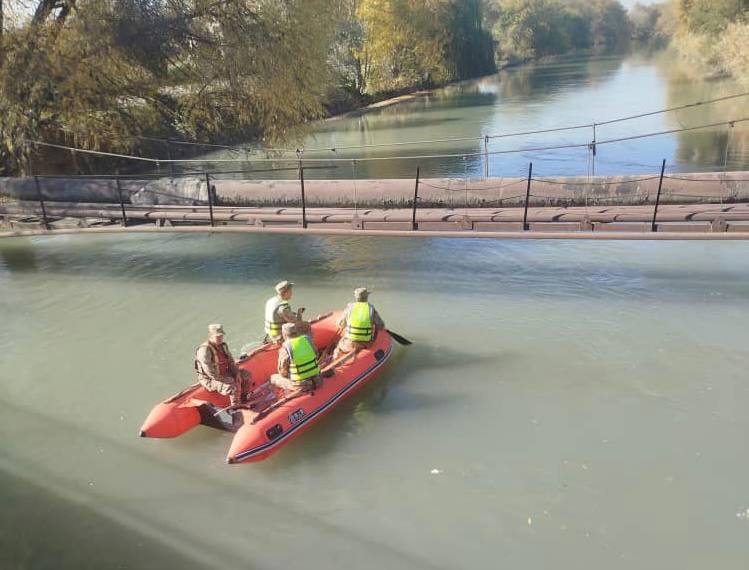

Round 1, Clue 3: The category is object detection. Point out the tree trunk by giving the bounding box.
[33,0,76,26]
[0,0,4,66]
[33,0,58,25]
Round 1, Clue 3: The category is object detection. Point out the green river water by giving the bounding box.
[2,49,749,569]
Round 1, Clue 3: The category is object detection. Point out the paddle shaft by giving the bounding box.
[387,329,412,346]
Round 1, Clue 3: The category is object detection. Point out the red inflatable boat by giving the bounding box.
[140,311,394,464]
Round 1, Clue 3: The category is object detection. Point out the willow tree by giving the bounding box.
[444,0,495,79]
[0,0,344,175]
[677,0,748,35]
[492,0,573,63]
[356,0,455,93]
[670,0,748,83]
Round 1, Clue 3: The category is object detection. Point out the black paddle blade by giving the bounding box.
[387,329,412,346]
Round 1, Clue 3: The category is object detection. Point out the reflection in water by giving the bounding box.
[495,54,625,103]
[189,49,749,181]
[657,51,749,172]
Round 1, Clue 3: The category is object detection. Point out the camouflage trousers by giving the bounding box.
[198,369,252,405]
[333,337,371,360]
[270,374,320,394]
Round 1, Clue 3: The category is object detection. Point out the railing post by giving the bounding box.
[591,123,597,177]
[484,135,489,178]
[115,175,128,227]
[33,175,49,230]
[412,166,420,231]
[299,165,307,229]
[651,159,666,232]
[522,162,532,231]
[205,172,215,227]
[166,140,175,176]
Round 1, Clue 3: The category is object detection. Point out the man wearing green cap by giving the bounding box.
[195,324,251,407]
[264,280,308,344]
[333,288,385,358]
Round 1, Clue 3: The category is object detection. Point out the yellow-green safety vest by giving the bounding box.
[345,302,374,342]
[265,296,290,337]
[285,336,320,382]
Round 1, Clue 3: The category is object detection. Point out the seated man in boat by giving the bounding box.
[271,323,321,395]
[195,324,252,407]
[333,288,385,359]
[264,280,309,344]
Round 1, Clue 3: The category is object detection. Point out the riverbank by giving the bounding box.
[322,50,606,123]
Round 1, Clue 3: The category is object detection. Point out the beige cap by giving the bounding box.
[208,323,225,336]
[354,287,369,301]
[281,322,297,337]
[275,280,294,294]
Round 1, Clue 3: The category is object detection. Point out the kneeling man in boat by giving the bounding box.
[264,280,309,344]
[334,288,385,358]
[195,324,252,407]
[271,323,321,394]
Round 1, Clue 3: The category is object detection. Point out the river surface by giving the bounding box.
[1,233,749,569]
[187,49,749,182]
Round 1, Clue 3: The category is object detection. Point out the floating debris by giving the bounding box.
[430,468,442,475]
[527,517,533,526]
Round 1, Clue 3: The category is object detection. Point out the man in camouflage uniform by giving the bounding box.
[333,288,385,359]
[264,280,309,344]
[195,324,252,407]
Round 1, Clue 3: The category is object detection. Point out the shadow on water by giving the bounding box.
[0,468,208,570]
[399,343,506,372]
[0,399,447,570]
[0,240,38,271]
[257,343,514,471]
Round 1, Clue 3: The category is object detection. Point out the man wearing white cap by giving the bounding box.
[334,288,385,358]
[195,324,251,407]
[264,280,307,344]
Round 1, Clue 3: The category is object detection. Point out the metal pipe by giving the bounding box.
[33,175,50,229]
[115,176,128,227]
[4,225,749,241]
[300,166,307,229]
[205,172,215,227]
[651,159,667,232]
[484,136,489,178]
[166,141,175,175]
[412,166,420,231]
[523,162,533,231]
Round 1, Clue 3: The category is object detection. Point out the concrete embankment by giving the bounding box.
[1,172,747,208]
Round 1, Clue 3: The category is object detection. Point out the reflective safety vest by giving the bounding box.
[265,296,290,338]
[345,302,374,342]
[284,336,320,382]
